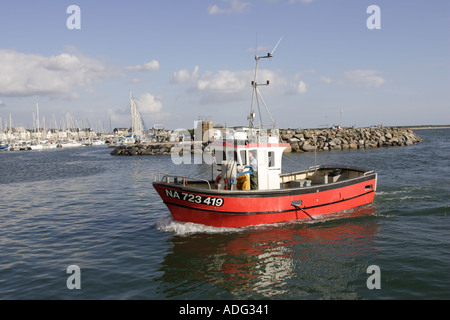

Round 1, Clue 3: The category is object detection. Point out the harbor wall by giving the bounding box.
[110,142,175,156]
[110,127,422,155]
[280,126,422,153]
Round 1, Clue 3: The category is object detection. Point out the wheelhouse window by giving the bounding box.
[268,151,275,168]
[239,150,247,166]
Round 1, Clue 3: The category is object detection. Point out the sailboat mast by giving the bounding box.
[36,103,40,143]
[129,90,133,137]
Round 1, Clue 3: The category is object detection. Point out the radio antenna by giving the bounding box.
[249,36,283,133]
[271,36,283,56]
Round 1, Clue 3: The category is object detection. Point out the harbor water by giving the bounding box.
[0,129,449,300]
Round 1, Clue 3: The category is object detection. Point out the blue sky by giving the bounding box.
[0,0,449,131]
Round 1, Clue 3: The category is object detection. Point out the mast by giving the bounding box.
[36,103,40,144]
[248,37,282,140]
[130,90,134,137]
[9,113,12,143]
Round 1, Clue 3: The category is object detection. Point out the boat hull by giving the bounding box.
[153,171,377,228]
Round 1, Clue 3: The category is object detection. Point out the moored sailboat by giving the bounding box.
[57,139,83,148]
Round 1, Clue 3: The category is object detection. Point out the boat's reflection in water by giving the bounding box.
[156,205,380,299]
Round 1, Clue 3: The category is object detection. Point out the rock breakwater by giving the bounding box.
[110,127,422,155]
[280,127,422,152]
[110,143,175,156]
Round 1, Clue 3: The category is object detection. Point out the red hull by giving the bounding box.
[153,173,376,228]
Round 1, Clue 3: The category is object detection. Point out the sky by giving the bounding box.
[0,0,449,131]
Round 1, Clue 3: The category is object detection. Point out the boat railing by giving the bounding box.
[308,165,375,176]
[154,173,212,189]
[308,165,322,171]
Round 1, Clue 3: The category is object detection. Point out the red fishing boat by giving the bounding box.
[153,49,377,228]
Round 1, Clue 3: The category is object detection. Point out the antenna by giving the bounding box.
[249,36,283,134]
[255,36,283,61]
[255,36,283,60]
[270,36,283,56]
[255,32,258,58]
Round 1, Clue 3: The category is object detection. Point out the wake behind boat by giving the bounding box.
[153,47,377,228]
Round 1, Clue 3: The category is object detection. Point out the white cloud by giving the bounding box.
[0,49,117,99]
[110,92,168,127]
[171,66,309,104]
[196,70,249,93]
[287,80,307,95]
[129,78,143,84]
[319,76,333,84]
[173,67,275,92]
[171,66,199,84]
[178,67,253,104]
[0,100,5,107]
[135,93,163,114]
[342,70,385,87]
[320,70,385,88]
[297,80,307,94]
[173,67,252,104]
[285,72,308,95]
[208,0,250,14]
[125,60,160,72]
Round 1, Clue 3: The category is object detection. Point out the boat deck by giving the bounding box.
[155,166,373,191]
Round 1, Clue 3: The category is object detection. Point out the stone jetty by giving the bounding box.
[110,127,422,155]
[280,127,422,153]
[110,142,176,156]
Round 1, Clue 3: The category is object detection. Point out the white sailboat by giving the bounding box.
[29,103,46,150]
[27,103,58,150]
[112,91,148,147]
[91,138,105,146]
[57,112,83,148]
[129,90,148,143]
[58,139,83,148]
